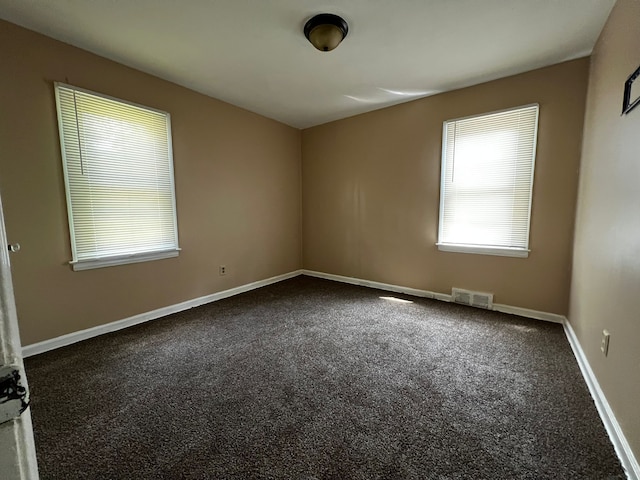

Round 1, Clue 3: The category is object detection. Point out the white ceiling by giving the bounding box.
[0,0,615,129]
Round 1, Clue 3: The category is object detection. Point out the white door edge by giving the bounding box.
[0,191,39,479]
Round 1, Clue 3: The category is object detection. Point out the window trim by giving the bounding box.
[70,248,181,271]
[436,243,530,258]
[436,103,539,258]
[54,82,180,270]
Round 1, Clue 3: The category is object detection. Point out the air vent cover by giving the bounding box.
[452,288,494,310]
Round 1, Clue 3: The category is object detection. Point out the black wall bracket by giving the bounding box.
[622,65,640,115]
[0,366,30,425]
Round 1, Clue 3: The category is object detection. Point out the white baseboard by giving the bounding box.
[22,270,303,358]
[301,270,453,302]
[25,268,562,359]
[563,319,639,480]
[302,269,638,478]
[21,266,638,478]
[302,269,564,322]
[492,303,565,323]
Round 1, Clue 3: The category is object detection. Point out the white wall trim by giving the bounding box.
[21,266,638,478]
[22,270,302,357]
[302,269,565,322]
[303,269,637,478]
[301,270,454,302]
[492,303,565,323]
[563,319,639,480]
[436,242,530,258]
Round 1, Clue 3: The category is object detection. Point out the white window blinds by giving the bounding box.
[55,83,179,270]
[437,104,539,257]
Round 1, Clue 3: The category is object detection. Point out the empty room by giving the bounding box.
[0,0,638,479]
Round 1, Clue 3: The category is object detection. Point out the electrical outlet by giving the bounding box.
[219,265,226,276]
[601,330,610,356]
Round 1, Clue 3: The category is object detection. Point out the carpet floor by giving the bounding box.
[25,276,625,479]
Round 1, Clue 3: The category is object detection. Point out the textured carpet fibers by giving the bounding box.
[26,276,624,479]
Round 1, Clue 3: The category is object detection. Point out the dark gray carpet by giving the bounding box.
[25,276,625,479]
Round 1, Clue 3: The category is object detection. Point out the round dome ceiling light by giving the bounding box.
[304,13,349,52]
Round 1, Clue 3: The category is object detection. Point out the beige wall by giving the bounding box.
[0,20,302,345]
[2,6,637,466]
[570,0,640,462]
[302,59,589,315]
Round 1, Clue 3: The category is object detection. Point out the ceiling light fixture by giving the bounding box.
[304,13,348,52]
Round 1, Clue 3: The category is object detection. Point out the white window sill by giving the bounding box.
[436,243,529,258]
[70,248,180,271]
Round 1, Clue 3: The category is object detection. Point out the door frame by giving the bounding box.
[0,191,39,479]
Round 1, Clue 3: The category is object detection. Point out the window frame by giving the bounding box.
[436,103,539,258]
[54,82,181,271]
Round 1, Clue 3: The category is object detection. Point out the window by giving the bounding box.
[437,104,539,258]
[55,83,180,271]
